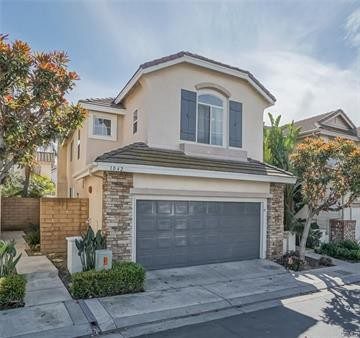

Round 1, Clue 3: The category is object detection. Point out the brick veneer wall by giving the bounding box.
[1,197,40,231]
[102,172,133,261]
[40,198,88,254]
[267,183,285,259]
[329,219,356,242]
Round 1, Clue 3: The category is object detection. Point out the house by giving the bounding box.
[57,51,295,270]
[294,109,360,241]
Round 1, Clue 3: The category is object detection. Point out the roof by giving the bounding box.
[95,142,294,180]
[78,97,123,109]
[113,51,276,105]
[294,111,332,133]
[294,109,359,138]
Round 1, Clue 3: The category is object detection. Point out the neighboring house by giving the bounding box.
[294,109,360,241]
[10,145,56,182]
[57,51,295,270]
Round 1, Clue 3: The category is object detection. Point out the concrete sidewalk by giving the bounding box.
[86,259,360,338]
[0,231,93,338]
[2,231,360,338]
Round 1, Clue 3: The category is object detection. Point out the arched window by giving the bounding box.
[197,93,224,146]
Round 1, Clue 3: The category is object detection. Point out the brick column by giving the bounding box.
[102,172,133,261]
[267,183,285,259]
[329,219,356,242]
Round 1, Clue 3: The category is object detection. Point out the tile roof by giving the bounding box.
[138,51,276,103]
[95,142,294,179]
[79,97,124,109]
[293,111,333,133]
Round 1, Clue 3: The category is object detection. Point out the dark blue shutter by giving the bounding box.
[229,101,242,148]
[180,89,197,141]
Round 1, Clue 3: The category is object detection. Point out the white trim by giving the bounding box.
[94,162,296,184]
[131,195,268,263]
[114,55,275,105]
[88,112,117,141]
[80,102,126,115]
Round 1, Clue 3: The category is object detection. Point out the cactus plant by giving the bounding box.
[0,240,22,277]
[75,227,106,271]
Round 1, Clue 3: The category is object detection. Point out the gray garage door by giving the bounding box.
[136,200,261,270]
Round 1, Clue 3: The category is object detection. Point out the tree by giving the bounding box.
[264,113,300,229]
[291,137,360,260]
[2,172,55,197]
[0,34,86,183]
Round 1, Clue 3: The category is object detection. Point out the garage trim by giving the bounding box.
[131,194,268,264]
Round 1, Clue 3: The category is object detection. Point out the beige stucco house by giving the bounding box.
[294,109,360,241]
[57,51,295,270]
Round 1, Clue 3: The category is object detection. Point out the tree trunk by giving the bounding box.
[22,166,31,197]
[299,209,314,261]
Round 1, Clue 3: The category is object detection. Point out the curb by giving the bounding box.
[79,272,360,337]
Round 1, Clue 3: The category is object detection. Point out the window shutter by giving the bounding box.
[180,89,197,141]
[229,101,242,148]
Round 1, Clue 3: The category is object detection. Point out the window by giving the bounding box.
[89,113,117,140]
[70,141,73,161]
[133,110,138,134]
[197,94,223,146]
[77,130,80,160]
[93,117,111,136]
[69,187,72,198]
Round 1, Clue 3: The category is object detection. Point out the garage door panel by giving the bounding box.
[136,200,261,270]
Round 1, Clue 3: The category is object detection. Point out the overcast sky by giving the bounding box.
[1,0,360,125]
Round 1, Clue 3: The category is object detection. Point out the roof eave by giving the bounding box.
[113,55,276,105]
[92,161,296,184]
[79,102,126,115]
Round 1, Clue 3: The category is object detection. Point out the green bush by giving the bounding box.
[70,262,145,299]
[293,220,322,249]
[0,240,22,277]
[277,251,305,271]
[316,240,360,261]
[0,274,26,310]
[24,224,40,249]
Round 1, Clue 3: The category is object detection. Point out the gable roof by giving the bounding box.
[294,109,359,138]
[113,51,276,105]
[94,142,295,184]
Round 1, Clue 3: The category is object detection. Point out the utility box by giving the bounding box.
[95,249,112,271]
[66,236,82,274]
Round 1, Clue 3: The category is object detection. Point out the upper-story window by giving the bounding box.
[197,94,223,146]
[180,89,242,148]
[94,118,111,136]
[133,110,138,134]
[70,140,73,162]
[89,113,117,141]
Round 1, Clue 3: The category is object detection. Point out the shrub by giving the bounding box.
[319,256,333,267]
[0,274,26,310]
[277,251,305,271]
[75,226,106,271]
[0,240,22,277]
[70,261,145,299]
[24,224,40,249]
[316,241,360,261]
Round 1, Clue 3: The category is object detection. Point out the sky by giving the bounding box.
[1,0,360,125]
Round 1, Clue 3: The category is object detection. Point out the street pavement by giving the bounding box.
[103,284,360,338]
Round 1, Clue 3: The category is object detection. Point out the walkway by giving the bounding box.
[0,231,92,338]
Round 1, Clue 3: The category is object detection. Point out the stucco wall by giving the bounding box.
[142,63,269,161]
[133,173,270,194]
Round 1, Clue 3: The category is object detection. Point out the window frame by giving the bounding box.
[133,110,138,134]
[89,112,117,141]
[195,90,227,148]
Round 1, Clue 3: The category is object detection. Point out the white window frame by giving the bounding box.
[196,91,226,147]
[133,110,138,134]
[89,112,117,141]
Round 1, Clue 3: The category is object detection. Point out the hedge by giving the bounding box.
[0,274,26,310]
[70,261,145,299]
[316,240,360,261]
